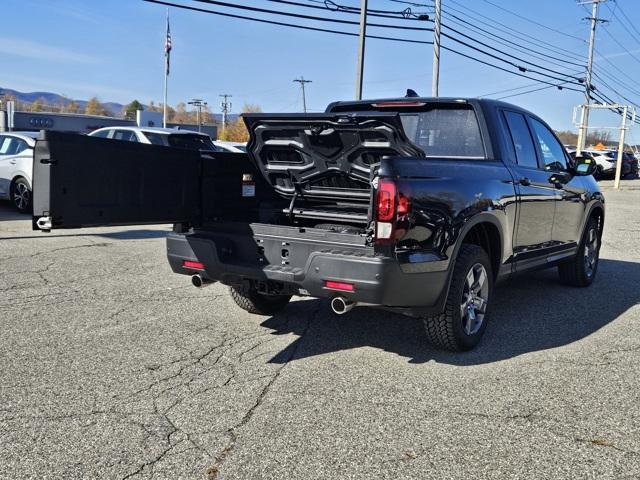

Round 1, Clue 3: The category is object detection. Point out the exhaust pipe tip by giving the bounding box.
[331,297,356,315]
[191,274,213,288]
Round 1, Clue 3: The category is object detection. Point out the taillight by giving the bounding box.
[375,179,410,244]
[325,280,354,292]
[183,260,205,270]
[376,179,396,221]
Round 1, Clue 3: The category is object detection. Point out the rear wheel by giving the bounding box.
[11,178,32,213]
[229,286,291,315]
[558,216,600,287]
[423,245,493,351]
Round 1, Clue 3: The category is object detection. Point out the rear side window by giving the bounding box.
[113,130,137,142]
[168,134,215,151]
[503,111,538,168]
[91,129,110,138]
[400,107,485,158]
[143,132,168,146]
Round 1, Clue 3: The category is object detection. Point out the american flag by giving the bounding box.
[165,14,172,75]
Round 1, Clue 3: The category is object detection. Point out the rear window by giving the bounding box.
[168,134,215,151]
[399,108,485,158]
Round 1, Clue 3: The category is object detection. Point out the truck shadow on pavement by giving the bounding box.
[261,258,640,365]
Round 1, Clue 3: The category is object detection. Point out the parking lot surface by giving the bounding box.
[1,182,640,479]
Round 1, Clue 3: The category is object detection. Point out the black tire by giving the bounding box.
[229,286,291,315]
[593,165,603,181]
[10,178,32,213]
[423,244,493,352]
[558,216,601,287]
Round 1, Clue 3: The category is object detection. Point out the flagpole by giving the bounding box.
[163,8,169,128]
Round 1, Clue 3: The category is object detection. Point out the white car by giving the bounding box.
[568,148,618,179]
[88,126,219,151]
[213,140,247,153]
[0,131,38,212]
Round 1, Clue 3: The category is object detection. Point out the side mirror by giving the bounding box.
[572,155,597,176]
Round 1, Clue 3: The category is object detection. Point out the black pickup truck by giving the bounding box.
[32,97,604,351]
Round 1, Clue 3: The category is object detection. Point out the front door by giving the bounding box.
[502,110,558,268]
[32,131,201,230]
[0,135,17,196]
[527,116,586,250]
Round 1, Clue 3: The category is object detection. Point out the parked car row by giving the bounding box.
[0,127,247,213]
[567,148,639,180]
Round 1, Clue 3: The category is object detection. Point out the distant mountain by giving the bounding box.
[0,87,125,116]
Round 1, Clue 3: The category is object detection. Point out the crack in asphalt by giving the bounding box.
[205,302,322,480]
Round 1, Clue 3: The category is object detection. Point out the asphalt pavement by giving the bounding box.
[1,181,639,479]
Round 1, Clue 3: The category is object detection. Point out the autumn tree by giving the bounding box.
[173,102,190,123]
[30,97,46,112]
[85,97,111,116]
[124,100,144,120]
[217,104,262,142]
[67,101,81,113]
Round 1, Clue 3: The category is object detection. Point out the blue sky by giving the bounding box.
[2,0,640,141]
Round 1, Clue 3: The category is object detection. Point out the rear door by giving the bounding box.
[32,130,201,230]
[501,110,558,267]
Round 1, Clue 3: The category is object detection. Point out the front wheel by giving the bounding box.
[558,216,601,287]
[423,245,493,351]
[229,286,291,315]
[11,178,32,213]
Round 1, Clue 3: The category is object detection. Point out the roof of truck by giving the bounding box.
[326,96,528,113]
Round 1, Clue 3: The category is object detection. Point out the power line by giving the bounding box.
[189,0,432,31]
[443,0,587,63]
[480,0,586,42]
[440,45,583,92]
[599,24,640,66]
[142,0,584,95]
[142,0,433,45]
[440,22,584,83]
[612,0,640,39]
[495,81,576,101]
[605,1,640,45]
[270,0,430,20]
[441,11,586,71]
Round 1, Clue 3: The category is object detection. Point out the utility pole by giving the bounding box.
[355,0,368,100]
[432,0,442,97]
[293,77,312,113]
[614,105,629,189]
[219,94,232,133]
[576,0,607,156]
[187,99,207,132]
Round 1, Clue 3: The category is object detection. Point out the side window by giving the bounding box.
[143,132,167,146]
[529,118,568,171]
[503,111,538,169]
[0,137,18,155]
[14,139,29,154]
[91,129,110,138]
[0,136,10,154]
[113,130,136,142]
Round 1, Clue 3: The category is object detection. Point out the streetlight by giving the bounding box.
[188,98,208,132]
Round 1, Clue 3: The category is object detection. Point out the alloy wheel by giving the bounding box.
[460,263,489,335]
[583,226,599,278]
[13,182,30,211]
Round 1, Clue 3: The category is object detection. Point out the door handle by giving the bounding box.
[9,160,16,165]
[519,177,531,186]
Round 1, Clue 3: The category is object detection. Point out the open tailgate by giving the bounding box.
[243,113,424,201]
[32,131,201,231]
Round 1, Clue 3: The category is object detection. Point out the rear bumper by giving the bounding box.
[166,232,450,313]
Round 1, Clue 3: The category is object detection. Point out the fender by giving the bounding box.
[428,211,508,315]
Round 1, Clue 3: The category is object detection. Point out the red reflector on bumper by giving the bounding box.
[325,280,354,292]
[183,260,205,270]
